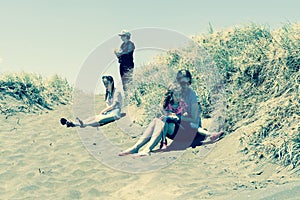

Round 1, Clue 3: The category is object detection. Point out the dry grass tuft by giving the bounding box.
[0,72,72,116]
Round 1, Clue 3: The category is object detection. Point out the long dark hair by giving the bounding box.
[102,75,115,101]
[162,83,181,109]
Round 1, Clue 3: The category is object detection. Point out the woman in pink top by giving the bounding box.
[159,83,187,149]
[118,83,186,156]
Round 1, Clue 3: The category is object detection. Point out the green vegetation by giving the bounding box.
[1,22,299,171]
[127,22,300,170]
[0,72,72,116]
[195,22,300,170]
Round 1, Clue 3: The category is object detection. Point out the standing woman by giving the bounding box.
[114,30,135,91]
[60,75,122,128]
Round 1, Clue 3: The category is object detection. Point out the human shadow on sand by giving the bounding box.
[152,131,225,153]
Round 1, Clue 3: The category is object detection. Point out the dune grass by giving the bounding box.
[0,72,72,116]
[1,22,299,171]
[126,22,300,170]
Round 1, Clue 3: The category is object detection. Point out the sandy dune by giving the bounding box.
[0,104,299,199]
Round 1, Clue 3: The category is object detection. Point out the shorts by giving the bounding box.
[98,108,121,124]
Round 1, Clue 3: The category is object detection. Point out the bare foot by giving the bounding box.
[160,143,167,150]
[118,148,138,156]
[210,131,224,142]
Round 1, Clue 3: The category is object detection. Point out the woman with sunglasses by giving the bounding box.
[165,69,224,150]
[60,75,122,128]
[118,70,223,156]
[118,83,187,156]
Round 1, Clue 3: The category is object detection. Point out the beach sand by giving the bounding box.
[1,103,299,200]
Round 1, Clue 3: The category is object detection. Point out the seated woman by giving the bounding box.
[159,84,187,149]
[60,75,122,128]
[164,69,224,150]
[118,83,186,156]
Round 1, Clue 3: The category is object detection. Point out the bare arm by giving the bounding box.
[100,91,121,114]
[99,105,114,115]
[181,102,198,124]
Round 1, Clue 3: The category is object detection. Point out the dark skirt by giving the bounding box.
[166,121,206,149]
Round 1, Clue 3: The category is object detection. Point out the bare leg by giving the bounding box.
[197,127,210,135]
[138,119,165,155]
[82,116,97,124]
[75,115,101,128]
[198,127,224,141]
[118,118,161,156]
[160,123,175,150]
[77,111,118,128]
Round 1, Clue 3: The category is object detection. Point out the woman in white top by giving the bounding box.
[60,75,122,128]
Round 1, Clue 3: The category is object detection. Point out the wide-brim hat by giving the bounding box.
[118,30,131,37]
